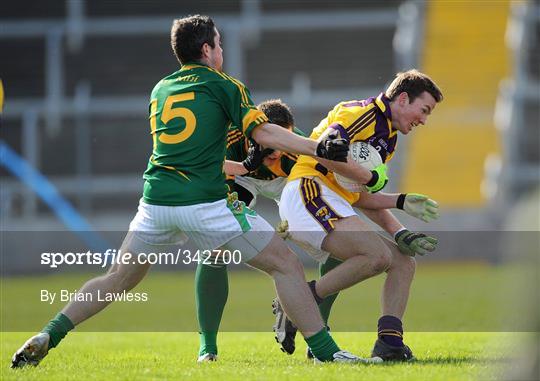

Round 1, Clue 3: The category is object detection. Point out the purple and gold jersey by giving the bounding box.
[288,93,397,205]
[142,63,268,206]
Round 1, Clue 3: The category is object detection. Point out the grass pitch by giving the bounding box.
[0,264,531,380]
[1,332,518,381]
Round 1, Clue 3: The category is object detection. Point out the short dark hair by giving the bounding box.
[257,99,295,128]
[386,69,443,103]
[170,15,216,65]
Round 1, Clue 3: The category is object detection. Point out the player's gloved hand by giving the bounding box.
[315,130,349,162]
[365,163,388,193]
[397,193,439,222]
[242,141,269,172]
[276,220,290,240]
[395,229,438,256]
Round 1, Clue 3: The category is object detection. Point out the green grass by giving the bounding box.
[0,264,533,380]
[0,263,528,332]
[1,332,519,380]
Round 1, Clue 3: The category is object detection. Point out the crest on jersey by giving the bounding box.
[315,206,331,221]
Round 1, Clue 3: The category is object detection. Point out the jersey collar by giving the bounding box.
[375,92,396,132]
[180,61,210,71]
[375,93,392,120]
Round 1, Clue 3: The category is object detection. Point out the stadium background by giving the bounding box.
[0,1,538,379]
[1,0,538,264]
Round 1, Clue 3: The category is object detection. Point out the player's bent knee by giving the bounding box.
[276,249,304,276]
[266,236,303,272]
[402,255,416,275]
[389,249,417,275]
[371,251,392,273]
[248,234,304,276]
[104,231,155,292]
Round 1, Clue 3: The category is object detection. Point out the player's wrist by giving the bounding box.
[365,164,388,193]
[241,159,255,172]
[243,141,266,172]
[314,141,327,158]
[315,131,349,161]
[396,193,407,210]
[393,227,409,241]
[366,170,379,187]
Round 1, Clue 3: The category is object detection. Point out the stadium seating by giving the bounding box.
[1,1,398,214]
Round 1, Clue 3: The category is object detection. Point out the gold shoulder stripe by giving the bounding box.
[221,72,249,105]
[207,68,249,105]
[375,94,387,113]
[256,116,268,125]
[345,107,375,134]
[348,112,376,139]
[206,67,230,83]
[242,109,267,134]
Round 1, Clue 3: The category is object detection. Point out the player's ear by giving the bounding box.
[201,42,211,58]
[398,92,409,106]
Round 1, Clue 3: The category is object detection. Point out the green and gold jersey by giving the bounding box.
[142,63,268,206]
[225,125,304,186]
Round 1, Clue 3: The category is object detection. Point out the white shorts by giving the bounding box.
[128,198,274,262]
[279,177,356,263]
[233,176,287,208]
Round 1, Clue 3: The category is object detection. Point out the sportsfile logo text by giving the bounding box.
[40,249,242,268]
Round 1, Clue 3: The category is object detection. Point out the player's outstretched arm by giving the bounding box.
[354,192,400,209]
[355,193,439,223]
[251,123,349,162]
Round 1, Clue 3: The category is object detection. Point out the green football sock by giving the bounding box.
[318,257,342,325]
[198,331,218,357]
[41,312,74,349]
[305,327,340,361]
[195,263,229,356]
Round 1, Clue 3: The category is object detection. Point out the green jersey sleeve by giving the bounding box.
[226,126,247,161]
